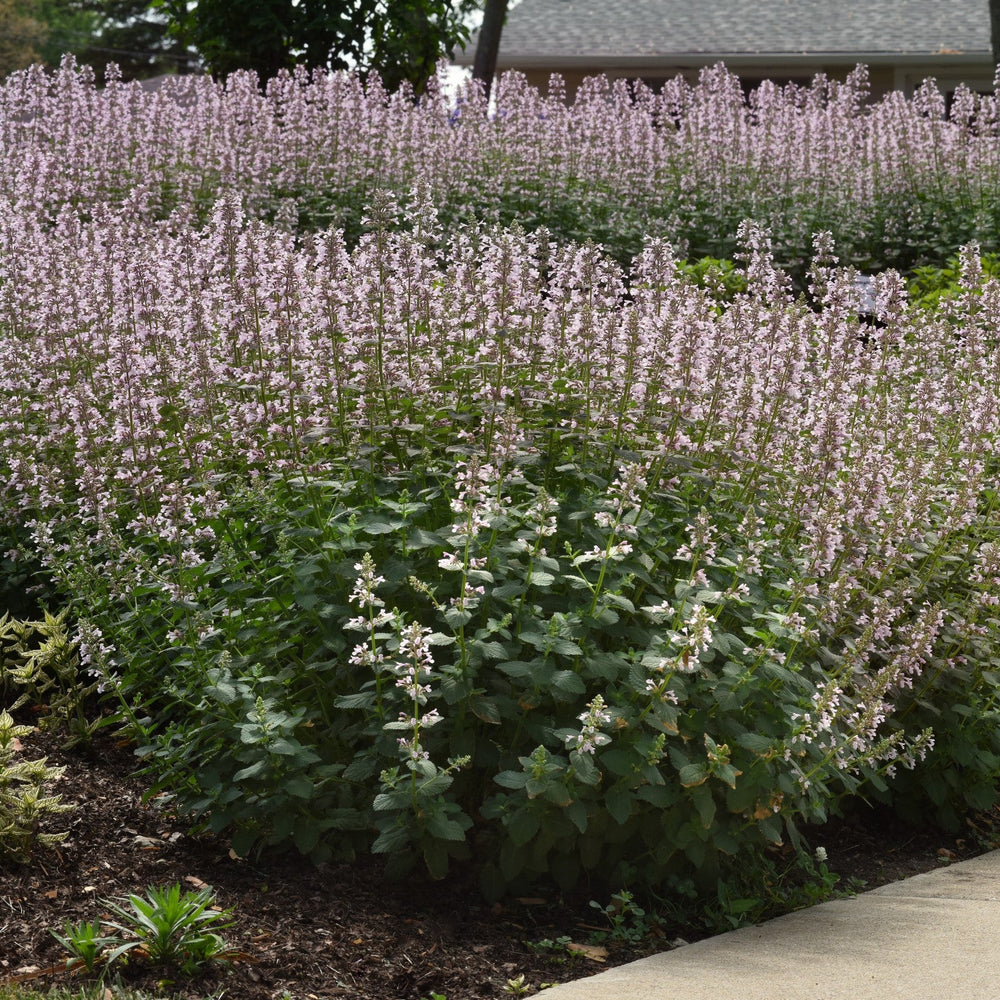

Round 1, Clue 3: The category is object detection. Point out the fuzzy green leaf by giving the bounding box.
[606,784,633,825]
[678,763,709,788]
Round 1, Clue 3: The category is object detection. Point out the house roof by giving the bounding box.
[455,0,993,69]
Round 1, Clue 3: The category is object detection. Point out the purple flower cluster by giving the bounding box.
[2,59,1000,265]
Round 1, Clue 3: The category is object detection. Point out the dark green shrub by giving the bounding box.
[86,453,930,897]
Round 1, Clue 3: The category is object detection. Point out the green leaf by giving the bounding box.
[426,812,468,841]
[472,640,508,660]
[735,732,774,754]
[636,784,675,807]
[373,789,410,811]
[230,827,257,858]
[444,607,473,628]
[506,807,540,846]
[285,775,314,799]
[372,823,412,854]
[295,590,320,611]
[519,632,551,651]
[690,784,716,828]
[713,763,741,789]
[565,799,588,834]
[600,748,636,777]
[294,821,320,855]
[543,782,573,807]
[757,813,783,844]
[498,659,535,678]
[470,696,501,724]
[342,755,379,781]
[494,770,528,789]
[551,669,586,698]
[232,760,269,782]
[423,839,450,880]
[591,606,619,626]
[361,519,405,535]
[604,593,636,614]
[550,637,584,656]
[606,784,633,825]
[570,751,601,786]
[335,691,375,710]
[678,763,709,788]
[324,808,366,831]
[407,527,445,549]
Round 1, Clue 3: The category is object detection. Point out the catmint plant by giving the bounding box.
[4,60,1000,902]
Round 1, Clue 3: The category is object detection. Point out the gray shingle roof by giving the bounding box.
[464,0,991,65]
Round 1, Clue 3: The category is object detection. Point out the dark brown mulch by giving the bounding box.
[1,729,991,1000]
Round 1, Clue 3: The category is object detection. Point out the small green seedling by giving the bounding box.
[49,918,118,974]
[101,883,234,974]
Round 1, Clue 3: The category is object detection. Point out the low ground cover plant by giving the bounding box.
[2,174,999,901]
[0,708,73,863]
[50,883,234,977]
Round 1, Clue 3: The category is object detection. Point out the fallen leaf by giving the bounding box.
[183,875,209,889]
[43,889,58,899]
[81,885,97,893]
[937,847,957,859]
[352,938,364,945]
[10,737,22,751]
[566,942,608,962]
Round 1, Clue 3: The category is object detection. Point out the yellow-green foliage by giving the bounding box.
[0,610,104,747]
[0,708,73,862]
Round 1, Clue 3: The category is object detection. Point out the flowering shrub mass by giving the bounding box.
[2,60,1000,897]
[3,58,1000,273]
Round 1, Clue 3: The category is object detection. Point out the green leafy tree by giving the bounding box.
[159,0,479,92]
[0,0,45,77]
[35,0,192,81]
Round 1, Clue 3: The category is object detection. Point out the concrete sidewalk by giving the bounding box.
[538,850,1000,1000]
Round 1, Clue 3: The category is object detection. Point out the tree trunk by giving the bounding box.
[472,0,508,101]
[991,0,1000,71]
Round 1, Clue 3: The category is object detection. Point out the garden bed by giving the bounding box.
[1,729,984,1000]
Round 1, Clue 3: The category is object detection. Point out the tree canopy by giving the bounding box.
[158,0,479,92]
[37,0,192,81]
[0,0,46,77]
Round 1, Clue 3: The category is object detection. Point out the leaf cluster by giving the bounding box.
[65,441,940,899]
[157,0,478,91]
[0,709,74,863]
[0,610,107,748]
[51,883,234,977]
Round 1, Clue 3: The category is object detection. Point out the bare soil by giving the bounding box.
[1,728,989,1000]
